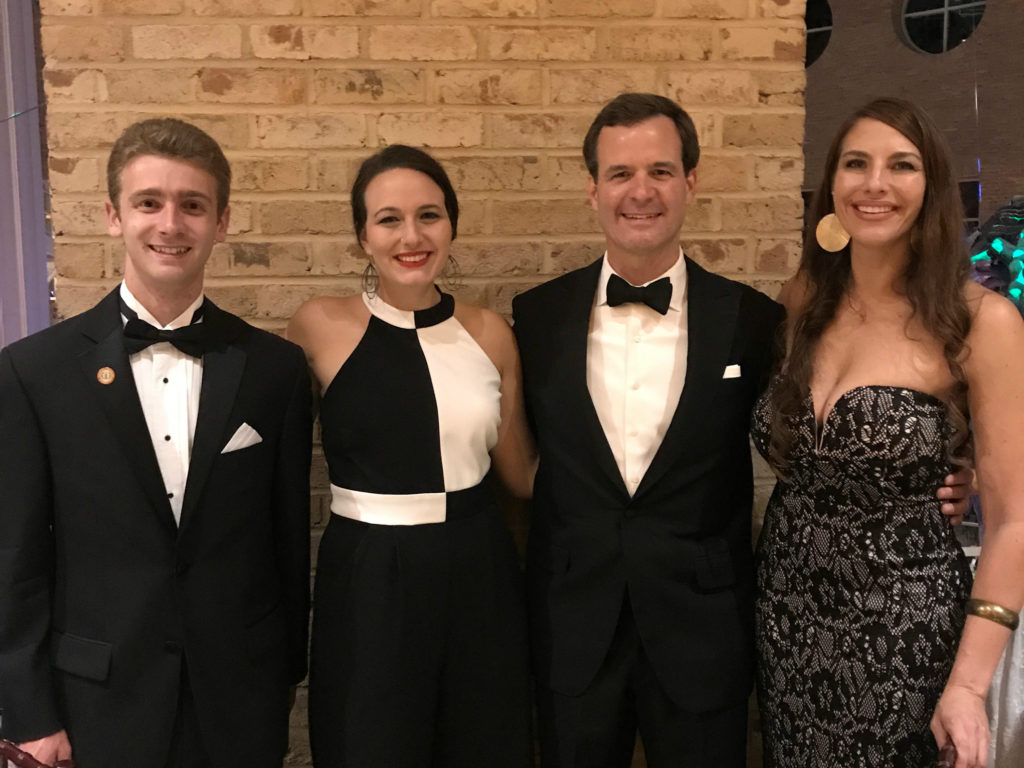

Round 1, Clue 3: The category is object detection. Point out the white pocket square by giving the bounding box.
[221,422,263,454]
[722,364,742,379]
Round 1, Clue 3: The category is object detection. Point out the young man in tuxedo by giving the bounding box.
[0,118,312,768]
[512,93,970,767]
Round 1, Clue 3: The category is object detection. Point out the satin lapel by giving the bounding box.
[77,290,177,534]
[634,258,739,499]
[557,261,630,499]
[179,303,246,531]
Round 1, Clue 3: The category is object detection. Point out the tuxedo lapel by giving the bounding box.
[179,302,246,531]
[77,290,177,534]
[634,258,739,498]
[556,261,629,499]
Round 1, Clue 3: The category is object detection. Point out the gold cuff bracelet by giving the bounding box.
[966,598,1020,631]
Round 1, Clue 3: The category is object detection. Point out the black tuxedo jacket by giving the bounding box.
[513,257,783,713]
[0,289,312,768]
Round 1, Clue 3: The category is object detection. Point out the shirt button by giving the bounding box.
[163,377,169,384]
[167,491,174,499]
[164,435,171,441]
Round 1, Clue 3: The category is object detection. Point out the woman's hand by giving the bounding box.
[930,683,990,768]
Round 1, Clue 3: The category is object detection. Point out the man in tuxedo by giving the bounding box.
[512,93,969,767]
[0,118,312,768]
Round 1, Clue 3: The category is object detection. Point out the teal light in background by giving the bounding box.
[991,238,1005,253]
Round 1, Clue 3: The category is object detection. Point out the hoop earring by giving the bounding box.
[815,213,850,252]
[361,261,379,296]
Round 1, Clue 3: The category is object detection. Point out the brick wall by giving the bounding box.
[37,0,807,764]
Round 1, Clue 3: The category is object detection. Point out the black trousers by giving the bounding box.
[536,594,748,768]
[164,661,211,768]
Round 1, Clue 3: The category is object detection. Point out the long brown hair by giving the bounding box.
[768,97,972,472]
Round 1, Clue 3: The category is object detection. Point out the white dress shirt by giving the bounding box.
[120,283,204,525]
[587,250,688,496]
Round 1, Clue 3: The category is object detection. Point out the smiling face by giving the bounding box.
[587,115,696,277]
[359,167,452,307]
[106,154,228,305]
[831,117,926,253]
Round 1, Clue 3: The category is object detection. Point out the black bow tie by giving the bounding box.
[606,274,672,315]
[121,298,207,358]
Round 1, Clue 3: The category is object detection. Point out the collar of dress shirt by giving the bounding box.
[597,248,687,313]
[119,281,205,330]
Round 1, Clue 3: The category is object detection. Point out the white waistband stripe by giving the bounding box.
[330,485,447,525]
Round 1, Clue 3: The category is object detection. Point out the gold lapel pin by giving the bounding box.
[96,366,116,385]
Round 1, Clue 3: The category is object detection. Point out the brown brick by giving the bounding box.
[442,155,543,192]
[304,0,421,15]
[758,0,804,18]
[53,242,106,279]
[132,25,243,60]
[103,69,197,103]
[227,242,311,275]
[99,0,183,13]
[51,199,107,236]
[684,237,750,273]
[53,283,115,321]
[314,156,361,193]
[203,284,259,317]
[368,26,477,61]
[226,201,253,235]
[663,0,748,18]
[183,114,251,149]
[310,241,366,275]
[207,242,232,276]
[545,239,604,273]
[549,68,656,105]
[455,199,487,236]
[543,0,653,16]
[193,0,301,14]
[683,196,718,231]
[488,112,593,149]
[457,242,545,277]
[720,196,803,231]
[722,112,803,148]
[41,25,126,62]
[314,69,424,104]
[47,111,132,150]
[251,25,360,60]
[435,69,542,105]
[43,68,102,102]
[198,68,307,105]
[488,27,596,61]
[255,114,367,149]
[432,0,537,16]
[377,112,484,148]
[549,155,587,191]
[491,198,595,235]
[755,69,805,106]
[255,283,329,320]
[755,237,801,272]
[232,155,310,192]
[720,26,804,62]
[603,26,713,62]
[259,200,352,235]
[39,0,95,14]
[49,156,102,193]
[754,155,803,191]
[696,153,752,193]
[663,69,756,106]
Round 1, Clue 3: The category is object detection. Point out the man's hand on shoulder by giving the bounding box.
[19,730,72,765]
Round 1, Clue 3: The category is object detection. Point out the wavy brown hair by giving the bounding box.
[768,97,972,473]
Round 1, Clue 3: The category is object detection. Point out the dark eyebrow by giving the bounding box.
[128,188,213,202]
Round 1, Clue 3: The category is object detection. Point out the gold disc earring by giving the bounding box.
[815,213,850,252]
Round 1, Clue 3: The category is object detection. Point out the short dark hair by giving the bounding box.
[351,145,460,243]
[107,118,231,215]
[583,93,700,180]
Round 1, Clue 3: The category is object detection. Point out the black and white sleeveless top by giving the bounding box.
[319,290,501,525]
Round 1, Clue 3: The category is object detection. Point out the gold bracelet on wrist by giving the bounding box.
[965,598,1020,631]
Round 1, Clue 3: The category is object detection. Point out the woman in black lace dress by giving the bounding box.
[754,98,1024,768]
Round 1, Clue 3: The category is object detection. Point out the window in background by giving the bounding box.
[960,179,981,234]
[805,0,833,67]
[903,0,986,54]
